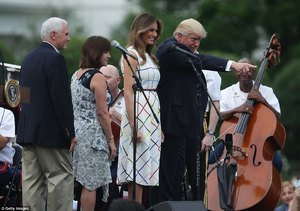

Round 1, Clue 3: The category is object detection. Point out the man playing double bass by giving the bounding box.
[209,57,282,170]
[219,57,282,172]
[208,56,284,211]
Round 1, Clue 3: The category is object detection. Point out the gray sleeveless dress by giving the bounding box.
[71,70,111,200]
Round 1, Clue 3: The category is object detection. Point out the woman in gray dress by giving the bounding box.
[71,36,117,211]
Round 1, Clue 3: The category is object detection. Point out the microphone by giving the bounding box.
[170,44,199,60]
[111,40,137,60]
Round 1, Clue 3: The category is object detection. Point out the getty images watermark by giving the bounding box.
[1,206,30,211]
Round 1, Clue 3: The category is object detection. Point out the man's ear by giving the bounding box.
[50,31,56,40]
[116,76,121,84]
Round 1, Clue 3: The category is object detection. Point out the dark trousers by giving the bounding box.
[0,161,22,206]
[159,133,186,202]
[186,137,206,201]
[158,133,205,202]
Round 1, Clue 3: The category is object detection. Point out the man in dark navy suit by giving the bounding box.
[156,18,256,203]
[17,17,76,211]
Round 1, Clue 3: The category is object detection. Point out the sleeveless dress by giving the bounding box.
[117,47,161,186]
[71,69,112,200]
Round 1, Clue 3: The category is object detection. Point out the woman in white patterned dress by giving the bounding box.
[117,13,163,203]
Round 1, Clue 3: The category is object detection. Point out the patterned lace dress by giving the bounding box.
[117,47,161,186]
[71,70,112,200]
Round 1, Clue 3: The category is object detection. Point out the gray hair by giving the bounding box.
[40,17,68,41]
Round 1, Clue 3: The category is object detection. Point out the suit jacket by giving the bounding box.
[17,42,75,149]
[157,37,228,138]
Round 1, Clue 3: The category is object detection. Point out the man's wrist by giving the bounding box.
[207,129,215,135]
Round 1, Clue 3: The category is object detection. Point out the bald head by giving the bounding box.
[100,65,121,98]
[100,65,119,78]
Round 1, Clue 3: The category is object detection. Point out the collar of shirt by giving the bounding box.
[43,41,60,53]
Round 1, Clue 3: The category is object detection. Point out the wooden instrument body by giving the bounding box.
[207,103,286,210]
[109,90,124,146]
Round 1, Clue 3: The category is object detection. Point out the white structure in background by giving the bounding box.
[0,0,133,40]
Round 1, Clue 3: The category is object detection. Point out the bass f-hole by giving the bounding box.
[250,144,261,167]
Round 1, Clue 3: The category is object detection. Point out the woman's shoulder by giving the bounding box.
[90,69,105,83]
[127,46,140,58]
[71,70,79,79]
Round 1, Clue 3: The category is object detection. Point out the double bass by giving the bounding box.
[207,34,286,210]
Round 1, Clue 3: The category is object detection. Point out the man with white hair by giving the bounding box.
[156,18,256,203]
[17,17,76,211]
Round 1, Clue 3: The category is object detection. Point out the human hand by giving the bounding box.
[247,90,265,103]
[69,137,77,153]
[136,129,143,143]
[295,187,300,199]
[236,102,253,114]
[108,141,117,161]
[201,134,214,152]
[231,61,256,74]
[109,108,122,123]
[161,131,165,143]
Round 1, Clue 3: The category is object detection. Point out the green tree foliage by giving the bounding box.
[0,42,17,65]
[0,42,18,84]
[109,13,137,69]
[62,36,85,78]
[260,0,300,66]
[274,59,300,160]
[196,0,261,57]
